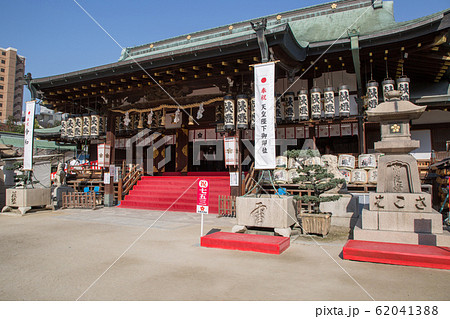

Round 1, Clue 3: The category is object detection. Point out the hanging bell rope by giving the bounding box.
[111,97,223,114]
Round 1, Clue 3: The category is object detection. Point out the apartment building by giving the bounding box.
[0,47,25,123]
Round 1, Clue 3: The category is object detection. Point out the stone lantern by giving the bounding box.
[355,90,443,245]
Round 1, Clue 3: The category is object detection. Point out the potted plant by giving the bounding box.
[285,149,345,236]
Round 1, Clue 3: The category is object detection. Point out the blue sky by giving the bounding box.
[2,0,449,104]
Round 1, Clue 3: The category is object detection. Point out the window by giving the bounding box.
[1,51,5,56]
[0,94,3,98]
[0,103,2,107]
[1,60,5,64]
[0,68,4,72]
[0,85,3,90]
[0,76,4,81]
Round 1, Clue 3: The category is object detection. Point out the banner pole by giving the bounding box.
[200,213,204,237]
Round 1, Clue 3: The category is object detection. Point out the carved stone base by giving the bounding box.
[1,206,11,213]
[361,208,443,234]
[18,206,32,215]
[354,216,450,246]
[274,227,292,238]
[369,192,432,212]
[232,225,247,233]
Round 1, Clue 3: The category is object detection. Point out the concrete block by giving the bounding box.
[378,210,443,234]
[320,193,358,218]
[353,217,450,246]
[361,208,378,230]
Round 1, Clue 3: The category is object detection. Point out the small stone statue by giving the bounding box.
[55,163,66,186]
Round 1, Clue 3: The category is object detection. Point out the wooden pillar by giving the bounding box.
[104,113,116,207]
[230,130,242,197]
[152,133,166,175]
[176,128,189,173]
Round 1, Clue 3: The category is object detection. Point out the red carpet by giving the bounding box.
[201,232,290,254]
[119,176,230,214]
[343,240,450,270]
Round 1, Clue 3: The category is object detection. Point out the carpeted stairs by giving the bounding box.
[119,175,230,214]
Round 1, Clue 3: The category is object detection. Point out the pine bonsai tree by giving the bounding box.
[285,149,345,214]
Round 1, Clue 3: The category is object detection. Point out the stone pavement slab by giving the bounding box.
[0,207,448,301]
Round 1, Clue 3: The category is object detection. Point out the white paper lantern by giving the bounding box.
[382,79,395,102]
[90,114,100,138]
[236,94,248,130]
[338,85,350,117]
[250,94,256,129]
[74,115,83,139]
[275,94,283,124]
[82,114,91,138]
[311,87,322,119]
[324,87,335,118]
[397,76,410,101]
[223,95,235,130]
[66,116,75,140]
[366,81,379,109]
[284,92,295,122]
[215,103,224,123]
[298,89,309,121]
[60,119,67,139]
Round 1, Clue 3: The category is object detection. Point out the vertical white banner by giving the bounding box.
[23,100,36,170]
[254,62,276,169]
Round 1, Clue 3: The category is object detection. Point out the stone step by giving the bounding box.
[343,240,450,270]
[200,232,290,254]
[353,216,450,246]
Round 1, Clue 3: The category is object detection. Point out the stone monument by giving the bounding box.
[234,195,297,237]
[354,91,449,246]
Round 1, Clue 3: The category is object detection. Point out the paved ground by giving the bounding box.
[0,207,448,301]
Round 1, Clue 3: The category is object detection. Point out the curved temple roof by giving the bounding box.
[31,0,449,92]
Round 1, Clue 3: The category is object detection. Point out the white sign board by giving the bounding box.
[98,144,111,167]
[103,172,110,185]
[196,179,209,214]
[254,62,276,169]
[224,137,239,167]
[23,100,36,170]
[229,171,239,186]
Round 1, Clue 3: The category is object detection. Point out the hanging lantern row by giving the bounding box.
[222,87,352,131]
[60,114,106,141]
[366,75,410,109]
[304,85,351,120]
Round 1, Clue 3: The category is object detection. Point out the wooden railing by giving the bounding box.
[218,195,236,217]
[62,192,96,209]
[243,162,256,194]
[118,164,143,201]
